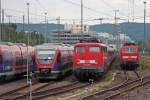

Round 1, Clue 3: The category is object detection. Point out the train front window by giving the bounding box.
[37,50,55,64]
[130,48,136,53]
[124,48,137,53]
[90,46,100,53]
[76,47,85,53]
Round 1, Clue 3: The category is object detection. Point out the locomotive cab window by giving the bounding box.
[89,46,100,53]
[130,48,137,53]
[123,48,137,53]
[76,47,85,53]
[37,50,56,64]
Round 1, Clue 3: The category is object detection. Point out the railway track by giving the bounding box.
[81,75,150,100]
[8,81,90,100]
[0,81,53,100]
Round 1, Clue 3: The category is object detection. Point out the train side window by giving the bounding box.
[89,46,100,53]
[76,47,85,53]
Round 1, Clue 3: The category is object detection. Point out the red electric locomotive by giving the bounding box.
[120,43,140,70]
[34,43,73,80]
[73,42,116,81]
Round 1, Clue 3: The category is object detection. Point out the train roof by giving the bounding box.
[35,43,73,50]
[14,43,27,46]
[0,42,14,46]
[123,43,137,46]
[79,37,102,43]
[74,42,107,47]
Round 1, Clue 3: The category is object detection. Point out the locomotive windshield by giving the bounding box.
[89,46,100,53]
[123,48,137,53]
[76,47,85,53]
[37,50,56,64]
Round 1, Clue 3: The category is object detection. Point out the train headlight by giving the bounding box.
[123,56,129,59]
[77,60,85,64]
[130,56,137,58]
[89,60,97,64]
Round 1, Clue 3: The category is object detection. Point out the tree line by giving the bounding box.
[0,24,45,45]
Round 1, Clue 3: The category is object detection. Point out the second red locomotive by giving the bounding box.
[120,43,140,70]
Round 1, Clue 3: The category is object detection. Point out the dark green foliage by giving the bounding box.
[0,24,45,45]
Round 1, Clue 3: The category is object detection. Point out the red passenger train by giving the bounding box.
[34,43,74,80]
[73,42,116,81]
[120,43,140,70]
[0,42,34,81]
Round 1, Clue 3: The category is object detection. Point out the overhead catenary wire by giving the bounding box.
[34,0,48,13]
[95,0,127,17]
[62,0,113,17]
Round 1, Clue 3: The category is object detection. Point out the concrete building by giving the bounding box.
[51,31,92,44]
[64,24,89,33]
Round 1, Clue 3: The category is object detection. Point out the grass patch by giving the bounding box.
[97,71,115,88]
[140,58,150,70]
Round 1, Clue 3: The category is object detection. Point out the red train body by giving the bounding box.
[73,43,116,81]
[120,43,140,70]
[0,43,34,81]
[34,43,73,80]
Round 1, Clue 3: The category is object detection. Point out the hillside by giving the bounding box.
[90,22,150,42]
[16,22,150,42]
[16,23,64,33]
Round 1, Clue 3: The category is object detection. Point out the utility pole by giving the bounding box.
[27,2,29,84]
[23,15,25,32]
[128,0,130,23]
[2,9,4,23]
[81,0,83,33]
[143,1,146,54]
[99,18,103,24]
[0,0,2,41]
[6,15,12,41]
[6,15,12,24]
[26,2,32,100]
[113,10,119,52]
[44,12,47,43]
[131,0,135,22]
[2,9,4,40]
[114,10,119,25]
[56,16,60,25]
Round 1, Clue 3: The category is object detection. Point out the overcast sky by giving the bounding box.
[1,0,150,24]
